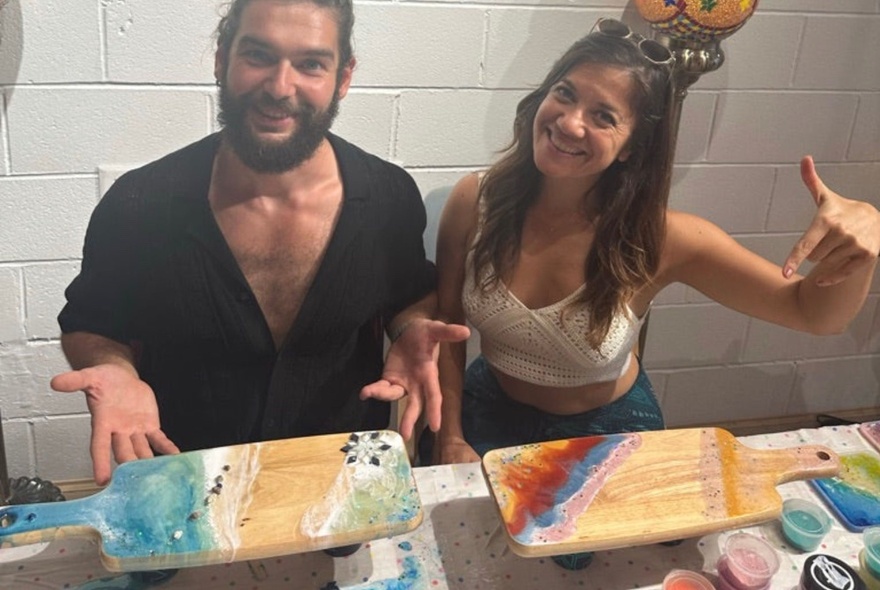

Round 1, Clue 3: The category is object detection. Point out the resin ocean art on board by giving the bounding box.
[485,433,642,544]
[0,446,257,562]
[483,428,839,556]
[812,452,880,531]
[0,431,422,571]
[301,431,422,537]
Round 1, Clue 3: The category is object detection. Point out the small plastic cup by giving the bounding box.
[716,532,780,590]
[864,526,880,580]
[662,569,715,590]
[858,549,880,590]
[781,498,832,551]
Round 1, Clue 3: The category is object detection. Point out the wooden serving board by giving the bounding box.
[0,430,422,571]
[482,427,839,557]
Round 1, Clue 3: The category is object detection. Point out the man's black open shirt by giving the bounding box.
[58,133,435,451]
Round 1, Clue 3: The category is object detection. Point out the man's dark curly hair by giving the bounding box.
[215,0,355,68]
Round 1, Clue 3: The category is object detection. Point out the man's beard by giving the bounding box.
[217,81,340,174]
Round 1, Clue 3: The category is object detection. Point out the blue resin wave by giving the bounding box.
[813,452,880,530]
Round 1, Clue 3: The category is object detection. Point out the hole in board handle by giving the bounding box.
[817,451,831,461]
[0,510,16,529]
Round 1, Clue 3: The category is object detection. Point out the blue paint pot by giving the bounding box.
[781,498,832,552]
[863,526,880,580]
[859,549,880,590]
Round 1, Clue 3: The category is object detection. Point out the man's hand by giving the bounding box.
[50,364,179,486]
[360,319,469,439]
[783,155,880,286]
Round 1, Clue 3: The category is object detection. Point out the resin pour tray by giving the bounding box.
[0,430,422,571]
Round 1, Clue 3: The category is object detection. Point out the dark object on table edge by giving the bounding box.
[7,476,66,504]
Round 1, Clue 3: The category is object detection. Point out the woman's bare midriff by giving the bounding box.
[489,346,641,415]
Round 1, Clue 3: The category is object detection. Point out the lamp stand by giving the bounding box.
[663,37,726,154]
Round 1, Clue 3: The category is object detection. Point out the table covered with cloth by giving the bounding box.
[0,424,874,589]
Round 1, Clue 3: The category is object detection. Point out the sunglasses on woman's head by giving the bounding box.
[592,18,675,68]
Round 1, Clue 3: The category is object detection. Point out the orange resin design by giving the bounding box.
[491,434,641,543]
[497,438,604,535]
[718,432,746,517]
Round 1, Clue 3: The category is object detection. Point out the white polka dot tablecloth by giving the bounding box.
[0,425,875,589]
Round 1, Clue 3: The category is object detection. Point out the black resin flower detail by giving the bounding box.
[340,431,392,467]
[8,476,65,504]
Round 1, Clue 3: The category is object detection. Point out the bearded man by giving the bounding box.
[52,0,468,488]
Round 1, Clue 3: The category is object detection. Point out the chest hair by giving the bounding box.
[217,198,341,350]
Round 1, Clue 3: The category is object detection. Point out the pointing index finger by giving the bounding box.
[784,218,826,279]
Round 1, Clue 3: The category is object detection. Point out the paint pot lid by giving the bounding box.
[662,569,715,589]
[801,554,865,590]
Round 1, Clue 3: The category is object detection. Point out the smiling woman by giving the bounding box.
[531,63,638,182]
[428,16,880,570]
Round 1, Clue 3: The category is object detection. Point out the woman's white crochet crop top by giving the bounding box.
[462,255,647,387]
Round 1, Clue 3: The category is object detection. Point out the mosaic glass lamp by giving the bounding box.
[635,0,758,44]
[634,0,759,149]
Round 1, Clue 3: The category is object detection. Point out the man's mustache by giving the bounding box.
[250,93,316,117]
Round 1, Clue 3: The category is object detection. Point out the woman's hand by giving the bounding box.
[783,155,880,286]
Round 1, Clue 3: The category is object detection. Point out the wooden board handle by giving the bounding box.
[741,443,841,485]
[0,495,100,547]
[773,444,840,484]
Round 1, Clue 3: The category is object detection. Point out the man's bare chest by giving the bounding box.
[215,203,341,347]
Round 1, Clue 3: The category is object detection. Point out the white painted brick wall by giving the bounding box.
[709,94,859,163]
[0,3,102,84]
[0,0,878,482]
[24,262,81,340]
[8,88,212,174]
[672,93,716,161]
[796,16,880,90]
[396,89,521,165]
[851,94,880,161]
[0,177,98,260]
[661,364,795,425]
[333,93,396,159]
[104,1,219,84]
[355,5,486,87]
[0,267,23,343]
[669,165,776,233]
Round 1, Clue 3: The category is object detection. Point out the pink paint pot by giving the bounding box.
[716,532,780,590]
[662,569,715,590]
